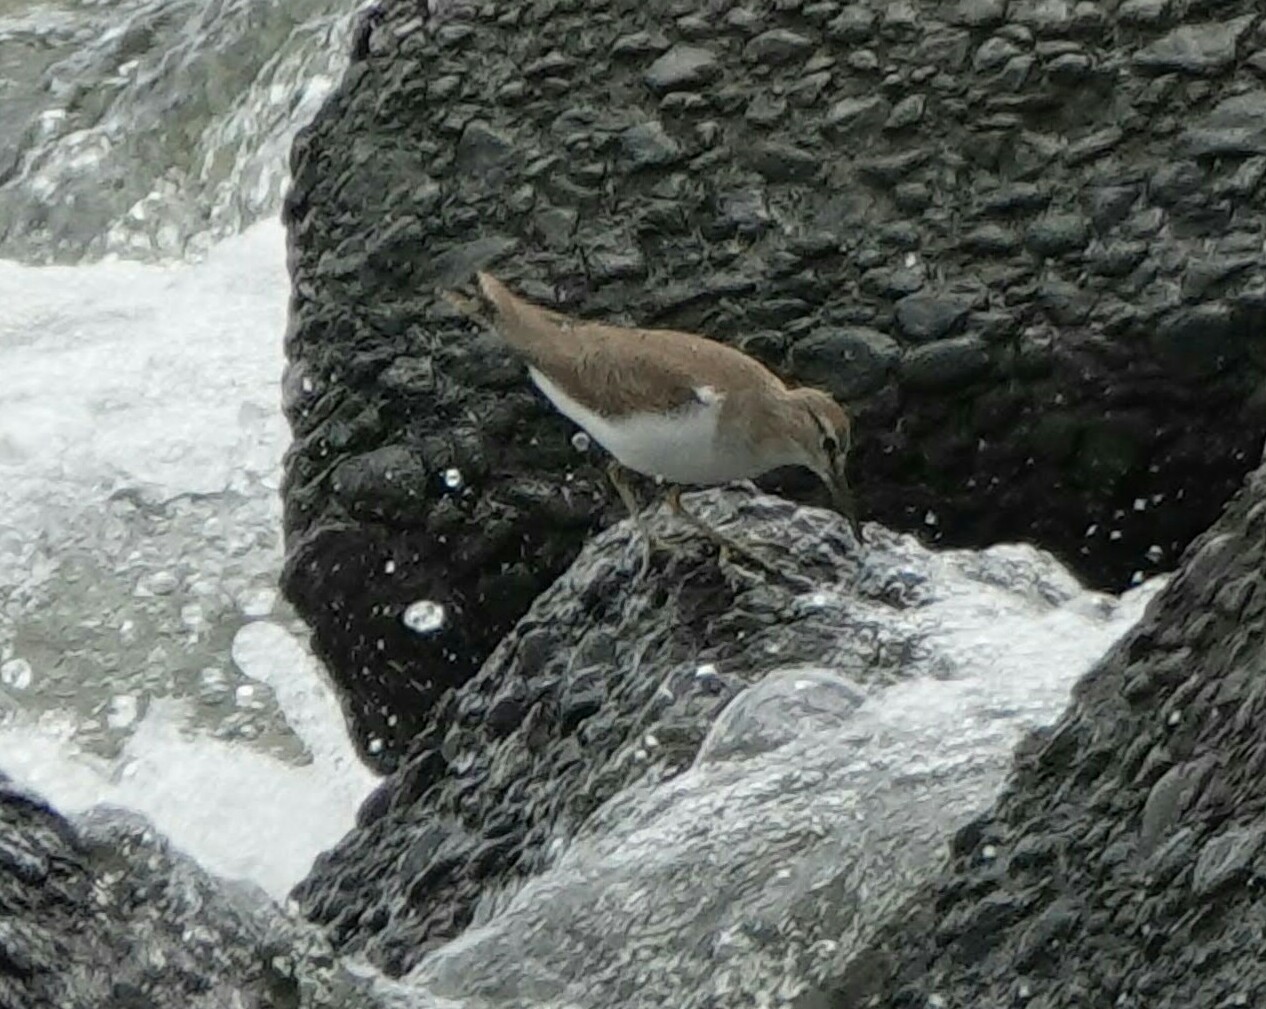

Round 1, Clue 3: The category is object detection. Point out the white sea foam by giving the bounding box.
[0,220,377,900]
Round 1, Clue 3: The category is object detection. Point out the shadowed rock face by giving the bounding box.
[817,448,1266,1008]
[281,0,1266,767]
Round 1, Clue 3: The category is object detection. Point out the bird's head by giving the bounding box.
[784,387,863,542]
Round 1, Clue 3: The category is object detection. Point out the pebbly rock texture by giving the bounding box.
[815,447,1266,1008]
[282,0,1266,766]
[0,782,404,1009]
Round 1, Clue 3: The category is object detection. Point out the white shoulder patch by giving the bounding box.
[693,384,723,405]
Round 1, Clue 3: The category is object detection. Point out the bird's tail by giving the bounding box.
[444,272,575,367]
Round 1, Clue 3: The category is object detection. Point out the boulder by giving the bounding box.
[289,490,1138,990]
[281,0,1266,767]
[816,447,1266,1007]
[0,781,395,1009]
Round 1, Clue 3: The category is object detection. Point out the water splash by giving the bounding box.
[0,0,355,263]
[403,600,447,635]
[1,619,376,901]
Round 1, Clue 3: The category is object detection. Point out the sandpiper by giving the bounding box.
[442,271,863,569]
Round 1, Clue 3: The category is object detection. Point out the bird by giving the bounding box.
[441,271,862,574]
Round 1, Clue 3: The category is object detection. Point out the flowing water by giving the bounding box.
[0,0,373,901]
[0,0,1173,1001]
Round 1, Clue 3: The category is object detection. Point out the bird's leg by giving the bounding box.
[665,486,800,583]
[606,460,662,577]
[606,459,642,521]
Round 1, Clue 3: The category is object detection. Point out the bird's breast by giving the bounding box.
[527,366,764,484]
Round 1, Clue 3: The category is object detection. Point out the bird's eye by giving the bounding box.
[822,434,839,457]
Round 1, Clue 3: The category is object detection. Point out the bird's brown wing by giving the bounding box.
[555,321,775,417]
[471,271,780,418]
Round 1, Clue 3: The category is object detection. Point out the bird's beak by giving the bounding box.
[824,456,864,544]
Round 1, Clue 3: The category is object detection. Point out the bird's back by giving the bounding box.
[474,272,783,419]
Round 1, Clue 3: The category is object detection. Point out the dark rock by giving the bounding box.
[1045,51,1093,84]
[856,149,931,184]
[1085,185,1140,229]
[1182,90,1266,158]
[880,1,921,39]
[1216,156,1266,197]
[455,121,516,177]
[524,51,577,78]
[825,94,891,133]
[588,245,648,282]
[291,491,1058,990]
[960,224,1020,254]
[282,0,1266,771]
[848,49,881,71]
[1037,278,1093,325]
[744,28,815,65]
[1118,0,1167,25]
[788,70,834,106]
[1182,256,1259,301]
[714,187,772,236]
[535,206,578,248]
[998,54,1035,90]
[974,36,1024,74]
[1086,240,1148,277]
[894,294,970,343]
[1191,826,1265,896]
[953,0,1007,27]
[331,444,429,520]
[746,93,788,127]
[264,6,1266,997]
[1010,0,1074,35]
[861,265,926,297]
[1065,127,1122,165]
[827,6,877,42]
[884,94,926,130]
[788,325,902,399]
[1014,898,1082,970]
[1074,415,1147,487]
[901,336,993,390]
[1152,304,1244,377]
[724,7,764,33]
[814,456,1266,1007]
[893,181,932,211]
[978,183,1052,216]
[1150,160,1205,204]
[644,46,720,92]
[742,141,820,182]
[1025,212,1090,256]
[612,30,670,58]
[919,28,973,70]
[1138,758,1219,858]
[0,786,381,1009]
[1133,17,1256,76]
[620,121,682,169]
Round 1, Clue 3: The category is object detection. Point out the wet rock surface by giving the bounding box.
[288,491,1098,989]
[0,782,396,1009]
[282,0,1266,767]
[5,445,1261,1008]
[814,449,1266,1008]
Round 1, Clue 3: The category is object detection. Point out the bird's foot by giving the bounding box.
[663,487,817,589]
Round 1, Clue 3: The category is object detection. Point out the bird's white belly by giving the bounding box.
[529,367,754,484]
